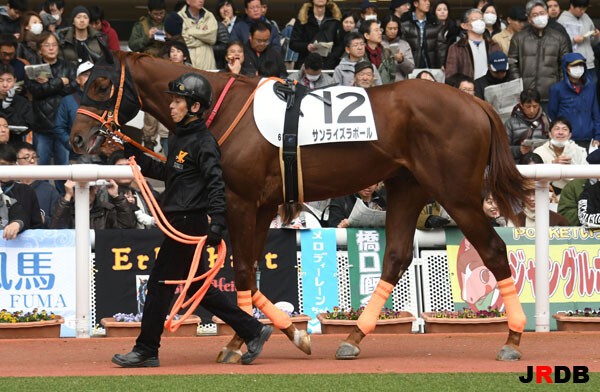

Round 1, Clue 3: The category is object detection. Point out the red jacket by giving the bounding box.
[100,19,121,51]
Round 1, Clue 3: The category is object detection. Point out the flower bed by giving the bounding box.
[0,309,64,339]
[421,308,507,334]
[316,307,415,334]
[553,308,600,332]
[100,313,201,337]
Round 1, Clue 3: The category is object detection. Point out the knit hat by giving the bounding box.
[360,0,377,11]
[71,6,90,22]
[507,6,527,22]
[389,0,410,10]
[163,11,183,36]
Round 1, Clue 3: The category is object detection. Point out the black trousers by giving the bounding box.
[134,212,261,356]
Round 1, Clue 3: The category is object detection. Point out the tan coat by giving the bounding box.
[178,7,217,70]
[492,29,513,56]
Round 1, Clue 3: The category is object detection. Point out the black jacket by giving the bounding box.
[2,182,43,230]
[400,13,447,68]
[0,94,33,143]
[50,194,137,230]
[127,118,226,223]
[474,71,509,100]
[25,59,77,133]
[327,192,386,228]
[243,42,287,78]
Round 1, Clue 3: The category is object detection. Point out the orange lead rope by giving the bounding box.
[128,156,226,332]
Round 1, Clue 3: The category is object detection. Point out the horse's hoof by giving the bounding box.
[496,345,522,361]
[215,347,242,364]
[293,329,311,355]
[335,342,360,360]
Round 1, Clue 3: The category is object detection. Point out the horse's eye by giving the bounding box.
[97,86,110,96]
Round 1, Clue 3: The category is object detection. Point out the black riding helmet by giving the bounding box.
[166,73,213,113]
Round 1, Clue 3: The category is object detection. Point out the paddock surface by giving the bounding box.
[2,332,600,377]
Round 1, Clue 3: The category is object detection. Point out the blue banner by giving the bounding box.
[300,228,338,333]
[0,230,76,337]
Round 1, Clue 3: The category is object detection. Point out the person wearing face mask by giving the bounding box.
[508,0,570,107]
[534,117,589,194]
[548,53,600,150]
[445,8,501,81]
[557,0,600,86]
[358,0,379,30]
[17,12,45,66]
[288,52,333,90]
[480,2,501,41]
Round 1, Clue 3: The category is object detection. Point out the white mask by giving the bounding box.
[471,19,486,35]
[531,15,548,29]
[568,65,585,79]
[305,73,320,82]
[51,13,61,21]
[364,15,377,21]
[483,13,497,26]
[30,22,43,35]
[550,139,567,148]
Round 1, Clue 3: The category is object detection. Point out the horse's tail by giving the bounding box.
[478,99,527,224]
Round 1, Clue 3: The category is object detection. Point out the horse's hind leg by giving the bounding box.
[336,175,429,359]
[441,198,525,361]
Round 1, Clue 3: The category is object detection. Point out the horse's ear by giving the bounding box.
[97,36,114,65]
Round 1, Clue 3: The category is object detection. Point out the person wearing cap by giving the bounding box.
[353,60,376,88]
[390,0,411,22]
[113,72,273,368]
[548,52,600,150]
[289,0,341,71]
[508,0,570,106]
[577,148,600,228]
[558,148,600,226]
[445,8,501,80]
[128,0,167,56]
[177,0,218,70]
[558,0,600,85]
[400,0,447,69]
[53,60,93,168]
[474,50,509,100]
[57,5,105,64]
[492,5,527,55]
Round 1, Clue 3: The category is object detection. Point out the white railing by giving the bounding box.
[2,163,600,336]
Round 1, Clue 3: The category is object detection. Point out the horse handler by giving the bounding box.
[112,73,272,368]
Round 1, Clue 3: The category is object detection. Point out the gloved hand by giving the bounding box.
[206,222,225,246]
[2,85,16,109]
[425,215,450,229]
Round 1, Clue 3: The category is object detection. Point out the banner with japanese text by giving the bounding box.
[347,228,393,310]
[300,228,338,333]
[0,230,76,337]
[94,229,298,327]
[446,227,600,330]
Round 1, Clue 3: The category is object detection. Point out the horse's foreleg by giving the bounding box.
[337,176,427,360]
[442,197,525,361]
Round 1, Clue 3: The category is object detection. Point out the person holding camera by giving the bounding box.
[112,73,272,368]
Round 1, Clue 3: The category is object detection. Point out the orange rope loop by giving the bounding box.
[128,157,226,332]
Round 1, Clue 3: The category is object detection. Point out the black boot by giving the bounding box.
[112,350,160,368]
[241,325,272,365]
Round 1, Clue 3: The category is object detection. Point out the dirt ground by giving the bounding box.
[2,332,600,377]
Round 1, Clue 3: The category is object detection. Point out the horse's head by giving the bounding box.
[71,44,141,155]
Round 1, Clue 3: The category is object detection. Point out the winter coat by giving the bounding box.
[58,27,105,64]
[53,90,82,151]
[508,25,570,102]
[400,12,447,68]
[445,37,501,80]
[0,6,20,35]
[474,71,509,100]
[548,52,600,142]
[328,192,386,228]
[2,182,43,230]
[213,21,230,69]
[557,178,590,226]
[178,6,217,70]
[288,66,334,89]
[30,180,60,229]
[290,1,342,70]
[50,194,137,229]
[25,59,77,134]
[0,94,33,143]
[381,37,415,82]
[243,42,287,77]
[578,182,600,228]
[128,15,165,54]
[557,10,599,70]
[504,104,550,161]
[533,140,589,190]
[99,19,121,51]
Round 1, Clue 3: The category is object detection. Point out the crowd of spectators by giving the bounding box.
[0,0,600,238]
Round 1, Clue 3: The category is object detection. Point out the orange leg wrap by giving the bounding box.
[237,290,253,316]
[252,290,292,330]
[356,280,395,335]
[498,278,526,333]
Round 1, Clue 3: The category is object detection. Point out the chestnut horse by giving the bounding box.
[70,49,528,362]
